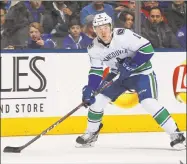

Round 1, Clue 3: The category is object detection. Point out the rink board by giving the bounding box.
[1,52,186,136]
[1,114,186,136]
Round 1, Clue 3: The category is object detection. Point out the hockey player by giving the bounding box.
[76,12,186,150]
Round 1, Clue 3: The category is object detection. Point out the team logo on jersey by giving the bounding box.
[117,29,125,35]
[172,60,186,104]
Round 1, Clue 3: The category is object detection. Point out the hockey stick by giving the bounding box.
[3,74,119,153]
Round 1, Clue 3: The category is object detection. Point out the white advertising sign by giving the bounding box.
[0,52,186,118]
[1,54,59,118]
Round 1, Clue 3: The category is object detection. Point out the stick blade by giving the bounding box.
[3,146,22,153]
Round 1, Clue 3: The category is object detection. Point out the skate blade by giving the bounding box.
[172,143,186,151]
[75,142,95,148]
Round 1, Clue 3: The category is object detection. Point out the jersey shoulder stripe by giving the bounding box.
[139,43,154,54]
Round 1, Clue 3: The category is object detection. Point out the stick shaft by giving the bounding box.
[18,77,116,151]
[19,102,84,151]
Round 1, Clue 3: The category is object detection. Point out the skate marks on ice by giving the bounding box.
[1,132,186,164]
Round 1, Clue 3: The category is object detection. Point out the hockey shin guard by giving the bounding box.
[87,94,111,132]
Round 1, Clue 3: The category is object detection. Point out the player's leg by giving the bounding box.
[76,94,110,147]
[134,72,186,150]
[76,79,127,147]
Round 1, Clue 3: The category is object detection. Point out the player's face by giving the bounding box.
[30,1,42,9]
[0,9,6,25]
[69,25,81,38]
[95,24,112,43]
[128,1,136,9]
[124,14,134,29]
[29,27,41,41]
[149,9,163,24]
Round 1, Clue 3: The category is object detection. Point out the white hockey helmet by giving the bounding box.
[93,12,113,29]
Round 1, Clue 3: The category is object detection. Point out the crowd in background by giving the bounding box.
[0,1,186,50]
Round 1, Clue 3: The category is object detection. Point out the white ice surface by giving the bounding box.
[1,132,186,164]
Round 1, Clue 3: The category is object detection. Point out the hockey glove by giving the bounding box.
[82,85,96,108]
[118,57,138,83]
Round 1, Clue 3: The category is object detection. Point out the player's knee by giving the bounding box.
[90,94,111,112]
[140,98,163,116]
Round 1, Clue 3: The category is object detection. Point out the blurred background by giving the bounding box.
[0,0,186,50]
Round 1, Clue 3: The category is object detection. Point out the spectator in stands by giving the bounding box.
[143,1,159,9]
[27,22,56,49]
[141,1,168,24]
[1,2,30,49]
[159,1,171,9]
[25,1,45,23]
[141,7,181,48]
[176,25,186,49]
[115,8,135,30]
[164,0,186,34]
[42,1,79,37]
[109,2,124,13]
[1,6,7,48]
[141,1,159,21]
[77,1,92,13]
[2,0,45,46]
[43,1,79,15]
[126,0,136,11]
[7,1,45,23]
[80,1,114,25]
[0,6,6,34]
[62,19,93,49]
[111,1,135,12]
[82,15,96,39]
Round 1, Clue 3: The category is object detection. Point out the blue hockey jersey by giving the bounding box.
[62,32,93,49]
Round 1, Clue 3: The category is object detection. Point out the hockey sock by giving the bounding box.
[87,108,103,133]
[141,98,177,134]
[153,107,177,134]
[86,94,110,133]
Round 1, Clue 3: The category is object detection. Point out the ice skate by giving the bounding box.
[170,129,186,150]
[75,123,103,148]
